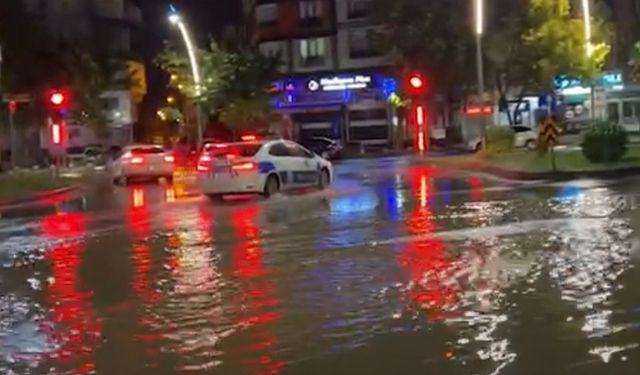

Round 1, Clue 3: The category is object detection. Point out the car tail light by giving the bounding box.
[164,155,175,163]
[241,135,257,142]
[231,161,257,171]
[130,156,144,164]
[197,154,211,172]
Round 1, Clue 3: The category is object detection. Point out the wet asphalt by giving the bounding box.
[0,156,639,375]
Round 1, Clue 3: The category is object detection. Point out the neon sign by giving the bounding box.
[308,75,373,92]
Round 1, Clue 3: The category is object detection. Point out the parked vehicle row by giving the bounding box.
[468,126,541,152]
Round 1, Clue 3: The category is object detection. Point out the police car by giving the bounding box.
[196,139,333,199]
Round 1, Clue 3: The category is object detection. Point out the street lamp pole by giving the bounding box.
[582,0,596,120]
[169,6,204,147]
[475,0,487,141]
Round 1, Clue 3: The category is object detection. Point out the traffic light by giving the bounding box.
[49,91,67,108]
[406,72,427,97]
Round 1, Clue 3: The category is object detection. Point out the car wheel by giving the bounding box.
[262,175,280,198]
[318,169,330,190]
[525,140,537,150]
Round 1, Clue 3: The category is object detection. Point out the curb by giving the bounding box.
[457,160,640,181]
[0,184,82,209]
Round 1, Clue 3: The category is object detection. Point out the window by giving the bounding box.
[101,97,120,111]
[269,143,291,157]
[349,109,387,121]
[289,144,313,158]
[607,102,620,124]
[299,38,326,66]
[348,29,382,59]
[130,147,165,155]
[259,41,283,58]
[256,3,278,25]
[207,144,263,157]
[347,0,371,19]
[299,0,322,20]
[623,101,634,120]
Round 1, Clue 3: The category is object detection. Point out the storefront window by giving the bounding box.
[607,102,620,124]
[623,101,634,121]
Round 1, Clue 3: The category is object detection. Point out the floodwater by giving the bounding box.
[0,157,639,375]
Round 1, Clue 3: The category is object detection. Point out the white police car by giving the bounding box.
[196,139,333,199]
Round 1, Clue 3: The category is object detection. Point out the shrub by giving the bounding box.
[485,126,515,154]
[581,121,629,163]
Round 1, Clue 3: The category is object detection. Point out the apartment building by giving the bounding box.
[25,0,146,148]
[250,0,398,148]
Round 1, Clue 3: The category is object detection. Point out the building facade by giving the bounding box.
[25,0,146,149]
[250,0,398,148]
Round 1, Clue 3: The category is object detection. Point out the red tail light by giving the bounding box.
[164,155,175,163]
[130,156,144,164]
[241,135,257,142]
[231,161,257,171]
[197,154,211,172]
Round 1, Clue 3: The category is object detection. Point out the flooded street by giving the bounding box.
[1,157,639,375]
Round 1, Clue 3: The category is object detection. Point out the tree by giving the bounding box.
[523,0,611,90]
[0,1,130,139]
[369,0,473,95]
[156,38,280,139]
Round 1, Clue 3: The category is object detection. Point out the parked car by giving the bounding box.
[468,126,540,152]
[512,126,539,150]
[83,146,106,165]
[300,137,343,160]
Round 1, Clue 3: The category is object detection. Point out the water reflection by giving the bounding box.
[229,205,285,374]
[40,211,102,374]
[398,167,460,320]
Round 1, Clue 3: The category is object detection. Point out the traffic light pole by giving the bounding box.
[9,109,15,169]
[476,33,487,148]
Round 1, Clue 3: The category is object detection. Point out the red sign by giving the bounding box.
[8,101,16,114]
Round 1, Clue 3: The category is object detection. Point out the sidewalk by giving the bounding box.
[0,167,97,211]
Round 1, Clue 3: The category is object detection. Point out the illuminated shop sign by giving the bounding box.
[554,70,624,92]
[307,75,373,92]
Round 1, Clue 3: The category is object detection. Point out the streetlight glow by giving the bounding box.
[168,4,204,146]
[582,0,593,58]
[475,0,484,36]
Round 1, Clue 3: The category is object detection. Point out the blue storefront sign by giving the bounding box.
[554,70,624,91]
[272,72,397,109]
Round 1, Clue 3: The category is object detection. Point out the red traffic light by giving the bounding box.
[406,72,426,96]
[49,91,66,107]
[409,75,424,90]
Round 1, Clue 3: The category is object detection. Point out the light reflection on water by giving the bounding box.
[0,166,638,374]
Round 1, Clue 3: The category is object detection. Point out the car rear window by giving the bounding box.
[130,147,165,154]
[207,143,263,158]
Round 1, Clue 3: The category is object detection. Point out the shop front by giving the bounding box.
[272,72,398,148]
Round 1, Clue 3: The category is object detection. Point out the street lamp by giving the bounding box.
[168,5,204,146]
[582,0,593,58]
[474,0,486,143]
[581,0,596,120]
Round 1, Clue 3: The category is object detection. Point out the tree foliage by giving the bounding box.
[155,38,281,133]
[369,0,473,93]
[524,0,611,89]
